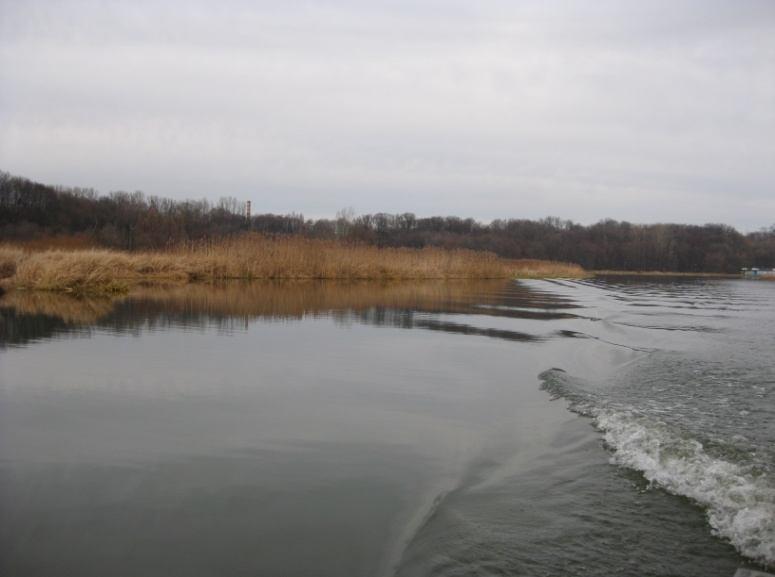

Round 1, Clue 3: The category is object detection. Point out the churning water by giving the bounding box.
[538,278,775,569]
[0,278,773,576]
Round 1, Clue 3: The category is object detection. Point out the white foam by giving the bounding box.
[540,368,775,566]
[594,407,775,567]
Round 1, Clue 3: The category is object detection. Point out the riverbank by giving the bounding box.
[0,235,585,295]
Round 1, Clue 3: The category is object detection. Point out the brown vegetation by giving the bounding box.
[0,246,24,280]
[9,233,98,251]
[1,235,585,294]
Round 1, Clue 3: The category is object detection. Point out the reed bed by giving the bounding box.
[1,235,585,294]
[0,246,25,280]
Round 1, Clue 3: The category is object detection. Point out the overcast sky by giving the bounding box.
[1,0,773,229]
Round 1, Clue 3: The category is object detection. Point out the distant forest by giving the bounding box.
[1,171,773,273]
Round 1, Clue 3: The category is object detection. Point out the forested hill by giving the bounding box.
[1,171,773,273]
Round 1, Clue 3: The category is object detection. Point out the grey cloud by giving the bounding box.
[1,0,773,229]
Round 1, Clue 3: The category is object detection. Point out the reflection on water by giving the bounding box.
[1,279,771,576]
[0,280,578,347]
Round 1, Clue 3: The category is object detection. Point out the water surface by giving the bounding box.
[1,278,772,576]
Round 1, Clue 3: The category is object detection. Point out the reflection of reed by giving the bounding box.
[127,280,513,319]
[0,280,583,348]
[0,290,117,324]
[0,280,511,325]
[344,308,544,342]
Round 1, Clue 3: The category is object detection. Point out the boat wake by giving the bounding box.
[540,368,775,568]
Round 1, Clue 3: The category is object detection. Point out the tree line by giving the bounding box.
[1,171,773,273]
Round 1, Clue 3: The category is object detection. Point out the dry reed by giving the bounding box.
[1,235,585,294]
[0,246,25,280]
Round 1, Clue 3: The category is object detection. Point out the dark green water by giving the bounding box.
[0,279,772,576]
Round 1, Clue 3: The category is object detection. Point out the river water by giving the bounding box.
[0,278,772,576]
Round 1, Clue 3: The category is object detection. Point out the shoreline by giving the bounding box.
[593,270,740,278]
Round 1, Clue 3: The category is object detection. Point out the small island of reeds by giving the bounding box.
[0,235,585,295]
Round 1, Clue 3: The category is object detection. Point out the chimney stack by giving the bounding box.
[245,200,251,220]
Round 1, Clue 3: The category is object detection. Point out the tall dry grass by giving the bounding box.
[1,235,585,294]
[0,246,25,280]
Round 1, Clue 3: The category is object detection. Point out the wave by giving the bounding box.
[539,368,775,568]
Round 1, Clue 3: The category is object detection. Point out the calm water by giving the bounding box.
[0,278,773,576]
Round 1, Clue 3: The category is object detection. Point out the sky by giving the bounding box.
[1,0,774,230]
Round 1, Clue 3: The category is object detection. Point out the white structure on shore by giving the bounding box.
[741,267,775,279]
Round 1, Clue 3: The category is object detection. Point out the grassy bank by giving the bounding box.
[0,235,585,294]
